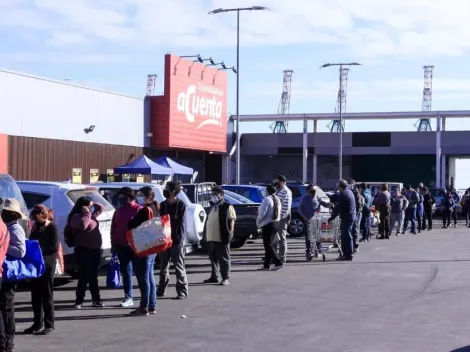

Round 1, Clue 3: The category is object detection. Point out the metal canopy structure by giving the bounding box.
[229,109,470,189]
[231,110,470,122]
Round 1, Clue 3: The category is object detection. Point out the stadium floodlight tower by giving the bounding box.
[320,62,362,180]
[209,6,269,185]
[271,69,294,133]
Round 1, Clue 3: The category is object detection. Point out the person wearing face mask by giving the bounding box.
[68,196,105,309]
[421,187,435,231]
[390,190,408,236]
[110,187,142,308]
[127,186,159,315]
[0,199,26,349]
[25,205,59,336]
[204,186,236,285]
[272,175,292,264]
[157,182,188,299]
[298,185,329,261]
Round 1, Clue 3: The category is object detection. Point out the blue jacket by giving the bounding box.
[362,189,372,208]
[451,191,460,208]
[298,195,329,221]
[416,194,424,216]
[330,188,356,220]
[442,195,455,211]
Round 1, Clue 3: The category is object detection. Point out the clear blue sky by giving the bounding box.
[1,0,470,134]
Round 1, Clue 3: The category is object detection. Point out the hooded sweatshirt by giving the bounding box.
[111,201,142,247]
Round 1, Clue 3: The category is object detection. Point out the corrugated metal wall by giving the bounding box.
[8,136,143,183]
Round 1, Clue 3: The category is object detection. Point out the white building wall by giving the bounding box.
[0,69,144,147]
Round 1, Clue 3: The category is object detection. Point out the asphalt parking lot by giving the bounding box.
[13,223,470,352]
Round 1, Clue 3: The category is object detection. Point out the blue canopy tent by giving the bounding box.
[114,155,173,175]
[155,156,193,175]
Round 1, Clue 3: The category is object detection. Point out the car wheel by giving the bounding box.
[230,237,249,249]
[288,217,305,236]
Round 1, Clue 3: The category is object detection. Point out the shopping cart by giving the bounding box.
[312,214,342,262]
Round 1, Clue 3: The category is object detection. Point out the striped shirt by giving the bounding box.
[276,186,292,219]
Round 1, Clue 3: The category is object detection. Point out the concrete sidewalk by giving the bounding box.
[13,223,470,352]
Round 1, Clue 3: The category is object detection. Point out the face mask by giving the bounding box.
[136,196,145,205]
[163,190,171,199]
[273,182,280,189]
[211,195,220,203]
[309,191,315,196]
[89,206,95,213]
[118,197,128,206]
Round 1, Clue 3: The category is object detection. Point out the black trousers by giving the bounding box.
[262,222,282,268]
[422,208,433,230]
[75,247,102,304]
[378,211,390,236]
[416,211,423,233]
[30,265,56,329]
[0,280,16,351]
[207,241,231,281]
[442,210,452,227]
[452,209,458,225]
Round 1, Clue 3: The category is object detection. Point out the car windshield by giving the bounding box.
[259,188,267,198]
[224,194,243,204]
[66,189,115,212]
[0,174,29,214]
[224,190,254,204]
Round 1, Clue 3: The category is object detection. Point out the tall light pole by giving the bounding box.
[209,6,269,185]
[320,62,362,180]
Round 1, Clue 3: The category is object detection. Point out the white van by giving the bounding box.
[16,181,115,272]
[91,182,207,253]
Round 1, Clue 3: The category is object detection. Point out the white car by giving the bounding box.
[91,182,207,253]
[16,181,115,272]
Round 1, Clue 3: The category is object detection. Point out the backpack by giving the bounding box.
[64,223,75,248]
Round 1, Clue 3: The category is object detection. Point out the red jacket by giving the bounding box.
[0,219,11,278]
[111,201,142,247]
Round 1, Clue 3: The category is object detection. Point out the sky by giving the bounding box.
[2,0,470,134]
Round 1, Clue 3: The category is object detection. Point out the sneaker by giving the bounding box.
[38,327,55,335]
[454,224,458,228]
[120,298,134,308]
[24,325,43,334]
[148,307,157,314]
[176,293,187,300]
[130,307,149,316]
[270,265,284,271]
[73,303,82,309]
[203,277,219,284]
[220,279,230,286]
[353,248,359,254]
[156,291,166,298]
[92,301,105,308]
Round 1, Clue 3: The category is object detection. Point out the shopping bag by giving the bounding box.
[126,215,172,257]
[3,240,46,282]
[106,253,122,288]
[54,242,65,277]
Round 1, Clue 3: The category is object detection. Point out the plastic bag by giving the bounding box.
[54,242,64,277]
[3,240,46,282]
[106,253,122,289]
[126,215,172,257]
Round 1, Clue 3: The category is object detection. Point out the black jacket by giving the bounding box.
[330,188,356,220]
[205,200,233,245]
[159,199,186,246]
[422,193,435,209]
[29,222,59,269]
[127,202,159,230]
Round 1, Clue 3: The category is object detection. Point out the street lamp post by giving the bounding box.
[209,6,269,185]
[320,62,362,180]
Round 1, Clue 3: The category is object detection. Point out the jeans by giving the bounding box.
[158,244,188,296]
[31,265,56,329]
[116,245,135,299]
[276,217,289,263]
[207,241,231,281]
[0,280,16,351]
[352,212,362,248]
[134,254,157,310]
[422,208,433,230]
[262,221,282,268]
[390,212,404,234]
[452,208,458,225]
[75,247,102,304]
[416,208,423,232]
[340,215,355,258]
[361,208,371,239]
[403,208,417,233]
[443,210,452,227]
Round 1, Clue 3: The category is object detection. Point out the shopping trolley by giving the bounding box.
[312,214,342,262]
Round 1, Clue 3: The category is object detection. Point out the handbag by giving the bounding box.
[126,215,172,257]
[3,240,46,282]
[106,253,122,288]
[54,242,65,277]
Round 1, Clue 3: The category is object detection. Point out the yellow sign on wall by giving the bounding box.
[136,174,144,182]
[107,169,115,183]
[123,174,130,182]
[72,168,82,183]
[90,169,99,183]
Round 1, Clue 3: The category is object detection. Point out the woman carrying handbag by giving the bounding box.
[24,205,59,336]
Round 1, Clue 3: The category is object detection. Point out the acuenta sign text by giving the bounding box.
[176,83,224,129]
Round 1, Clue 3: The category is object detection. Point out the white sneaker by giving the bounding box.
[120,298,134,308]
